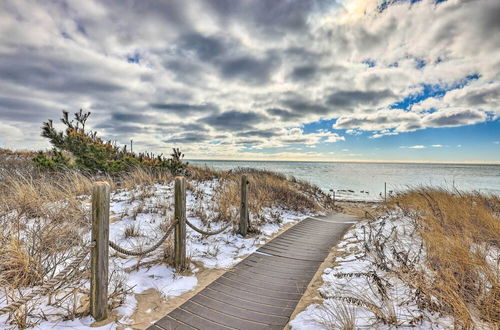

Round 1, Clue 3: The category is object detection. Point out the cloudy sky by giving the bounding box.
[1,0,499,163]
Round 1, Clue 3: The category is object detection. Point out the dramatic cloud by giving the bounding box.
[333,110,422,132]
[0,0,498,160]
[202,110,267,131]
[422,108,488,128]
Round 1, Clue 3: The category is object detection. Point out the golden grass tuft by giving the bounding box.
[0,238,42,288]
[208,168,335,227]
[387,188,500,328]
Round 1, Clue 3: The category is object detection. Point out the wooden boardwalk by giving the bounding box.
[149,214,357,330]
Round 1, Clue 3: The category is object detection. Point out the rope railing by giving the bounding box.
[0,242,95,316]
[185,218,232,236]
[1,175,251,322]
[108,219,178,256]
[365,211,378,221]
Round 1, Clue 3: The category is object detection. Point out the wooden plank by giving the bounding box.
[243,254,321,269]
[90,181,110,321]
[223,270,309,290]
[150,214,356,329]
[229,263,315,281]
[154,316,195,330]
[213,276,303,301]
[208,281,298,308]
[168,308,231,330]
[180,300,283,330]
[191,294,289,326]
[200,288,294,317]
[221,273,307,294]
[228,267,311,287]
[258,247,330,261]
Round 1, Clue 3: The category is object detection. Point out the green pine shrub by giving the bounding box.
[32,149,71,170]
[35,110,189,175]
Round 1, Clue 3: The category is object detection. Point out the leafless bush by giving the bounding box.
[315,301,356,330]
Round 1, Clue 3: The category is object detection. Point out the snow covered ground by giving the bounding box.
[0,180,313,329]
[290,212,454,329]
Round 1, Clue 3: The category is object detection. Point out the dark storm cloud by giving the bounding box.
[202,110,267,131]
[235,139,262,145]
[479,0,500,48]
[203,0,320,38]
[281,98,329,115]
[163,59,208,85]
[219,55,279,84]
[289,65,318,81]
[176,33,227,61]
[111,112,156,123]
[95,123,148,134]
[447,84,500,107]
[236,129,278,138]
[181,123,207,131]
[266,108,303,121]
[422,109,487,127]
[464,89,500,106]
[326,90,395,108]
[151,103,218,114]
[334,111,419,130]
[154,122,208,134]
[0,52,124,95]
[0,96,57,123]
[284,47,324,61]
[163,132,210,143]
[172,32,279,84]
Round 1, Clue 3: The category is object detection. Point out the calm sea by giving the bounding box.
[189,160,500,201]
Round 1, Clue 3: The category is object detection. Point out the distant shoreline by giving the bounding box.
[188,159,500,166]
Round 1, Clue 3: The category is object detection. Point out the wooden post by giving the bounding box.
[384,182,387,202]
[239,175,249,236]
[90,182,110,321]
[174,176,186,270]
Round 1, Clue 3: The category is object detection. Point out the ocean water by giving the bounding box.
[189,160,500,201]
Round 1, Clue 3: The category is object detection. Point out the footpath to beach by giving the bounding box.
[150,213,357,330]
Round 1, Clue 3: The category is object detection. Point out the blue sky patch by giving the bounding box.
[127,53,141,64]
[390,74,480,110]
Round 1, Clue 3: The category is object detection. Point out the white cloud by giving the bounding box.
[0,0,498,157]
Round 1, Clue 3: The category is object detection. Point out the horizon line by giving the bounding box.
[3,147,499,166]
[187,158,500,165]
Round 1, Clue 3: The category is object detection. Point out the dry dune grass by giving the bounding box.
[0,160,332,287]
[0,170,93,289]
[203,167,334,227]
[0,151,332,325]
[387,188,500,328]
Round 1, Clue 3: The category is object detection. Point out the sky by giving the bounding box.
[0,0,499,163]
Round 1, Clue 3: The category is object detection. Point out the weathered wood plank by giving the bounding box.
[150,214,358,329]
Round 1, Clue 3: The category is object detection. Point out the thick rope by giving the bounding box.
[0,243,94,315]
[365,211,378,221]
[185,218,232,236]
[109,219,178,256]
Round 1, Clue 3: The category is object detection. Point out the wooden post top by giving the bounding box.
[93,181,110,186]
